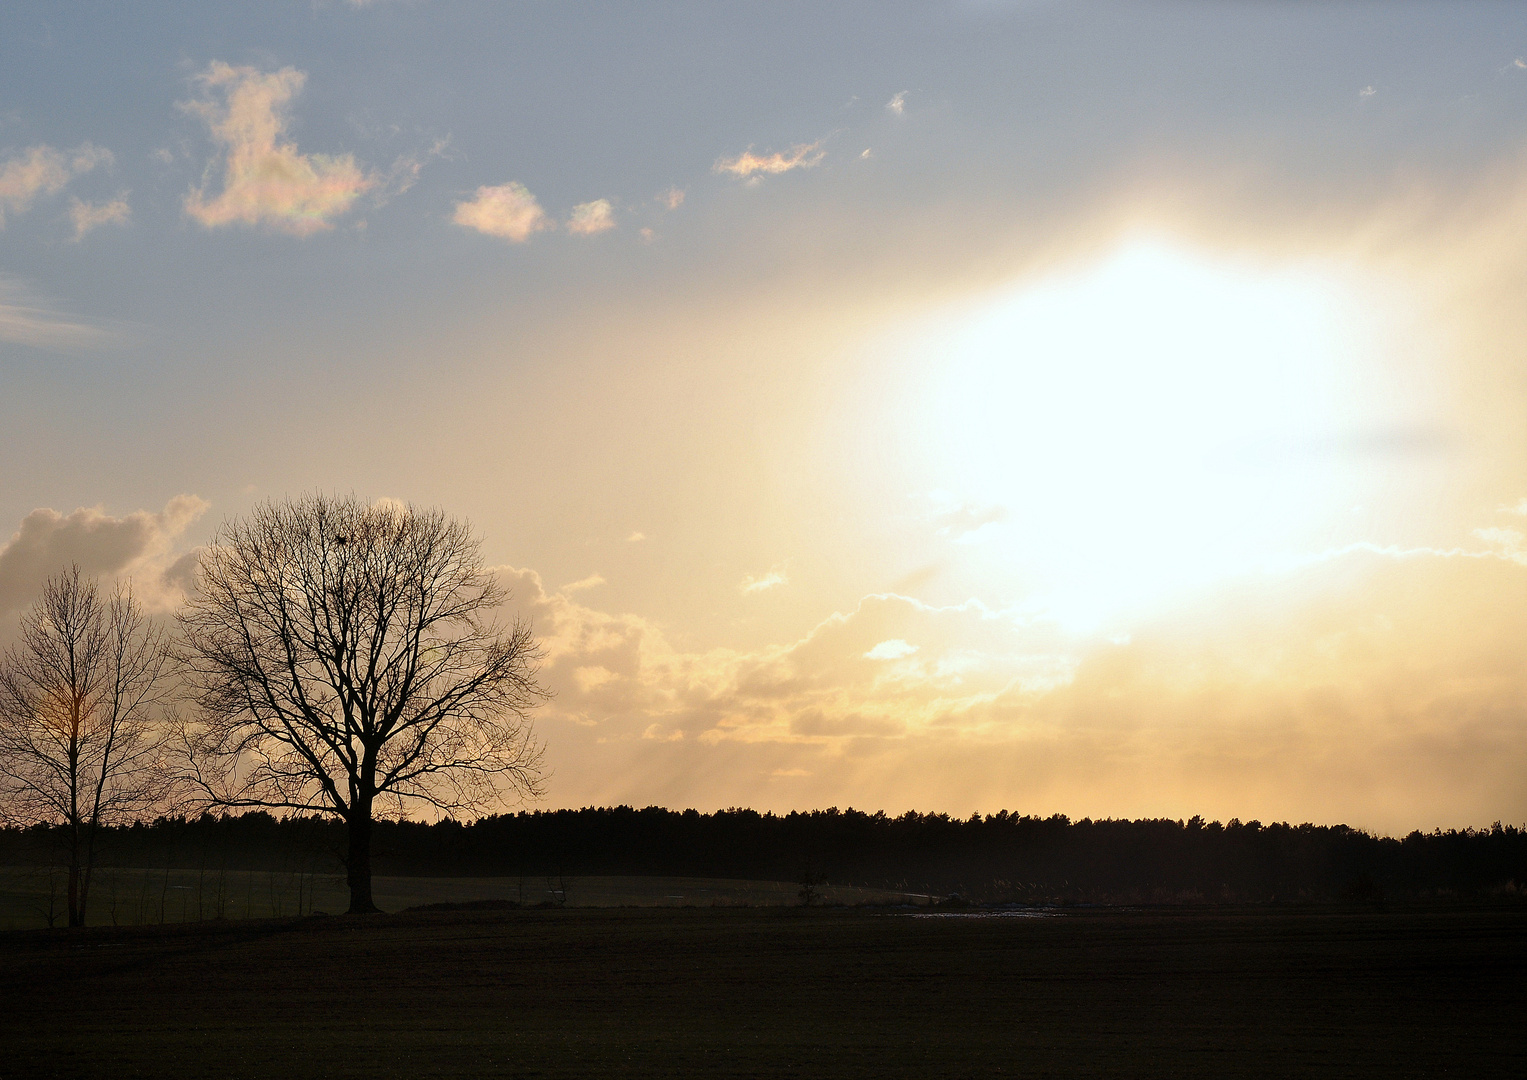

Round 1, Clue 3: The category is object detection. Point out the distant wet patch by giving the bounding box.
[902,909,1059,919]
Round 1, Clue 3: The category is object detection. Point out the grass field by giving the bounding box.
[1,903,1522,1078]
[0,867,920,929]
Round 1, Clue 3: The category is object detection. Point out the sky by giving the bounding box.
[2,1,1525,833]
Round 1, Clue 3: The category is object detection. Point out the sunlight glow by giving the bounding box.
[907,239,1408,630]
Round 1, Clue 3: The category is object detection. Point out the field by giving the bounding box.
[1,902,1522,1078]
[0,867,918,929]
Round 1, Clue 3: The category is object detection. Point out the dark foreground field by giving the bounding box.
[1,904,1522,1079]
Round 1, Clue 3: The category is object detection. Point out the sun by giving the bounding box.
[899,238,1406,630]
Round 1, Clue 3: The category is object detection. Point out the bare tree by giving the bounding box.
[175,494,546,914]
[0,567,171,927]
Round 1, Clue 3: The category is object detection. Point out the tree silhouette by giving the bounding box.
[175,494,545,914]
[0,568,170,926]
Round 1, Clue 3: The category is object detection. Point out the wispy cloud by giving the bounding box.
[375,136,451,207]
[0,144,112,227]
[1473,527,1526,565]
[925,493,1007,543]
[566,198,615,236]
[714,141,825,179]
[658,186,685,210]
[865,638,919,660]
[182,62,374,235]
[69,195,130,240]
[626,531,647,543]
[0,276,109,350]
[562,573,607,592]
[886,91,908,115]
[1272,539,1505,572]
[452,182,551,242]
[741,566,789,594]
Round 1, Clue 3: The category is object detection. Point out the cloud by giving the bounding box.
[562,573,606,592]
[374,136,451,207]
[566,198,615,236]
[925,493,1007,542]
[659,186,685,210]
[1473,527,1526,565]
[626,531,647,542]
[501,538,1527,831]
[865,638,919,660]
[741,566,789,594]
[452,182,551,242]
[181,62,374,235]
[0,143,112,227]
[886,91,908,115]
[1360,85,1377,98]
[497,565,1067,755]
[69,195,130,240]
[0,276,108,350]
[1269,538,1515,574]
[490,566,671,731]
[0,495,209,620]
[713,141,825,179]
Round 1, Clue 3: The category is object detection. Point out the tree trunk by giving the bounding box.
[67,860,82,927]
[346,797,381,914]
[79,861,94,927]
[67,821,84,927]
[68,731,82,927]
[79,821,97,927]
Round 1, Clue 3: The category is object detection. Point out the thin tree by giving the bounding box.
[0,567,171,927]
[175,494,546,914]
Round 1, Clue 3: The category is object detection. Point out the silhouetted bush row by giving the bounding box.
[4,807,1524,903]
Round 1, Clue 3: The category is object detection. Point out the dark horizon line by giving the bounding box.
[12,804,1522,844]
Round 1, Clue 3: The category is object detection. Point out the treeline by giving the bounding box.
[5,807,1525,904]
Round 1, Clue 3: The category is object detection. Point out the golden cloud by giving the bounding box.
[740,566,789,594]
[452,182,551,242]
[0,495,209,619]
[562,573,607,592]
[497,568,1068,748]
[182,62,373,235]
[0,143,112,227]
[497,535,1527,832]
[69,196,131,240]
[713,142,825,179]
[567,198,616,236]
